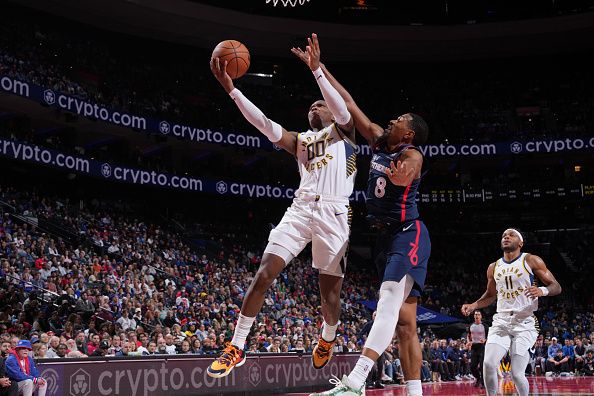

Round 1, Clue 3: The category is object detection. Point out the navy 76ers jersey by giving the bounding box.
[366,144,421,223]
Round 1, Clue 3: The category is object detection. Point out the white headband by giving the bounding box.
[505,228,524,242]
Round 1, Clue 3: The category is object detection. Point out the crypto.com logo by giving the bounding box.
[510,142,523,154]
[69,368,91,396]
[247,360,262,387]
[101,163,112,178]
[43,89,56,105]
[216,181,228,194]
[159,121,171,135]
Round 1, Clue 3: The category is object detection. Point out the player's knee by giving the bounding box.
[252,268,276,292]
[396,322,416,341]
[483,359,498,372]
[511,371,524,383]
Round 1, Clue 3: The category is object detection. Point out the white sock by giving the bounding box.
[347,355,375,390]
[406,379,422,396]
[321,321,338,342]
[230,313,255,349]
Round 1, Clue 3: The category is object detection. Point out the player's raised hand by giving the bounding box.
[461,303,476,316]
[306,33,321,71]
[290,46,309,65]
[210,57,234,94]
[385,160,416,186]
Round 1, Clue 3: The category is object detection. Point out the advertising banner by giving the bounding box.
[0,137,590,203]
[38,354,357,396]
[2,75,594,157]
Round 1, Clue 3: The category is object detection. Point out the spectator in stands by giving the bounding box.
[5,340,47,396]
[72,332,87,356]
[86,334,100,355]
[44,337,60,358]
[575,338,586,374]
[548,337,562,360]
[116,309,135,331]
[31,344,46,359]
[75,292,95,320]
[0,352,17,396]
[446,340,462,380]
[547,348,570,376]
[562,338,575,371]
[532,337,548,375]
[584,351,594,376]
[90,341,109,357]
[115,342,131,357]
[163,334,177,355]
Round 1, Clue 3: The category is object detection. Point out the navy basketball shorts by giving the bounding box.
[374,219,431,297]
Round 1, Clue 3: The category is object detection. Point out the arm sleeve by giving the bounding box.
[228,89,282,143]
[312,67,351,125]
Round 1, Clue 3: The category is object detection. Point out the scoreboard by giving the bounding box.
[417,185,589,203]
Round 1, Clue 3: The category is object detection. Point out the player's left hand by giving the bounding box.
[524,286,543,299]
[306,33,321,71]
[385,160,416,186]
[210,57,234,93]
[290,46,309,65]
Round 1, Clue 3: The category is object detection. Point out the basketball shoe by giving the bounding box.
[206,343,245,378]
[309,375,365,396]
[312,337,335,369]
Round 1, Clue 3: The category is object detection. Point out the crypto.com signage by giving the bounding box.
[38,354,357,396]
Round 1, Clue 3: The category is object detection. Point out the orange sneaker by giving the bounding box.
[312,337,335,369]
[207,343,246,378]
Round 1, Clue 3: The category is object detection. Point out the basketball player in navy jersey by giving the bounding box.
[207,34,357,379]
[293,37,430,396]
[461,228,561,396]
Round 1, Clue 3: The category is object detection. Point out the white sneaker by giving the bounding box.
[309,375,365,396]
[381,374,392,382]
[455,375,462,380]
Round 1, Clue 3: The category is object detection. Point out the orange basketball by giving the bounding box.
[212,40,250,79]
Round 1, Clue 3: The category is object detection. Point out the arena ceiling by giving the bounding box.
[9,0,594,61]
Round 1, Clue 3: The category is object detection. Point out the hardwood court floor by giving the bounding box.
[282,376,594,395]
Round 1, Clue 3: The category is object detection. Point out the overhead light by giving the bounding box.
[245,73,273,78]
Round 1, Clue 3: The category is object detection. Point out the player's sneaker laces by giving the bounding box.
[206,342,245,378]
[309,375,365,396]
[312,337,335,369]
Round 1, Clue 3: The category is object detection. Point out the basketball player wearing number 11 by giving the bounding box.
[461,228,561,396]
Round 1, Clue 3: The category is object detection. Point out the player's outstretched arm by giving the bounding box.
[300,34,354,131]
[524,254,562,299]
[291,40,382,146]
[210,57,297,155]
[461,263,497,316]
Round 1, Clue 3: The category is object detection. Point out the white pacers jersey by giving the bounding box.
[494,253,538,314]
[294,123,357,199]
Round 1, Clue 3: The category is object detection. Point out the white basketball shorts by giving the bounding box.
[266,195,351,277]
[486,312,538,357]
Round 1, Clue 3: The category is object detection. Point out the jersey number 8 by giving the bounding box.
[375,177,386,198]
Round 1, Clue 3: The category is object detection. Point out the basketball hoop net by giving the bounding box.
[265,0,311,7]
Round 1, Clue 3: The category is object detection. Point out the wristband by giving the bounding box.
[538,286,549,296]
[312,67,323,79]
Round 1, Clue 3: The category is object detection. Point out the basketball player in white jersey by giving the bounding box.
[461,228,562,396]
[207,34,356,378]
